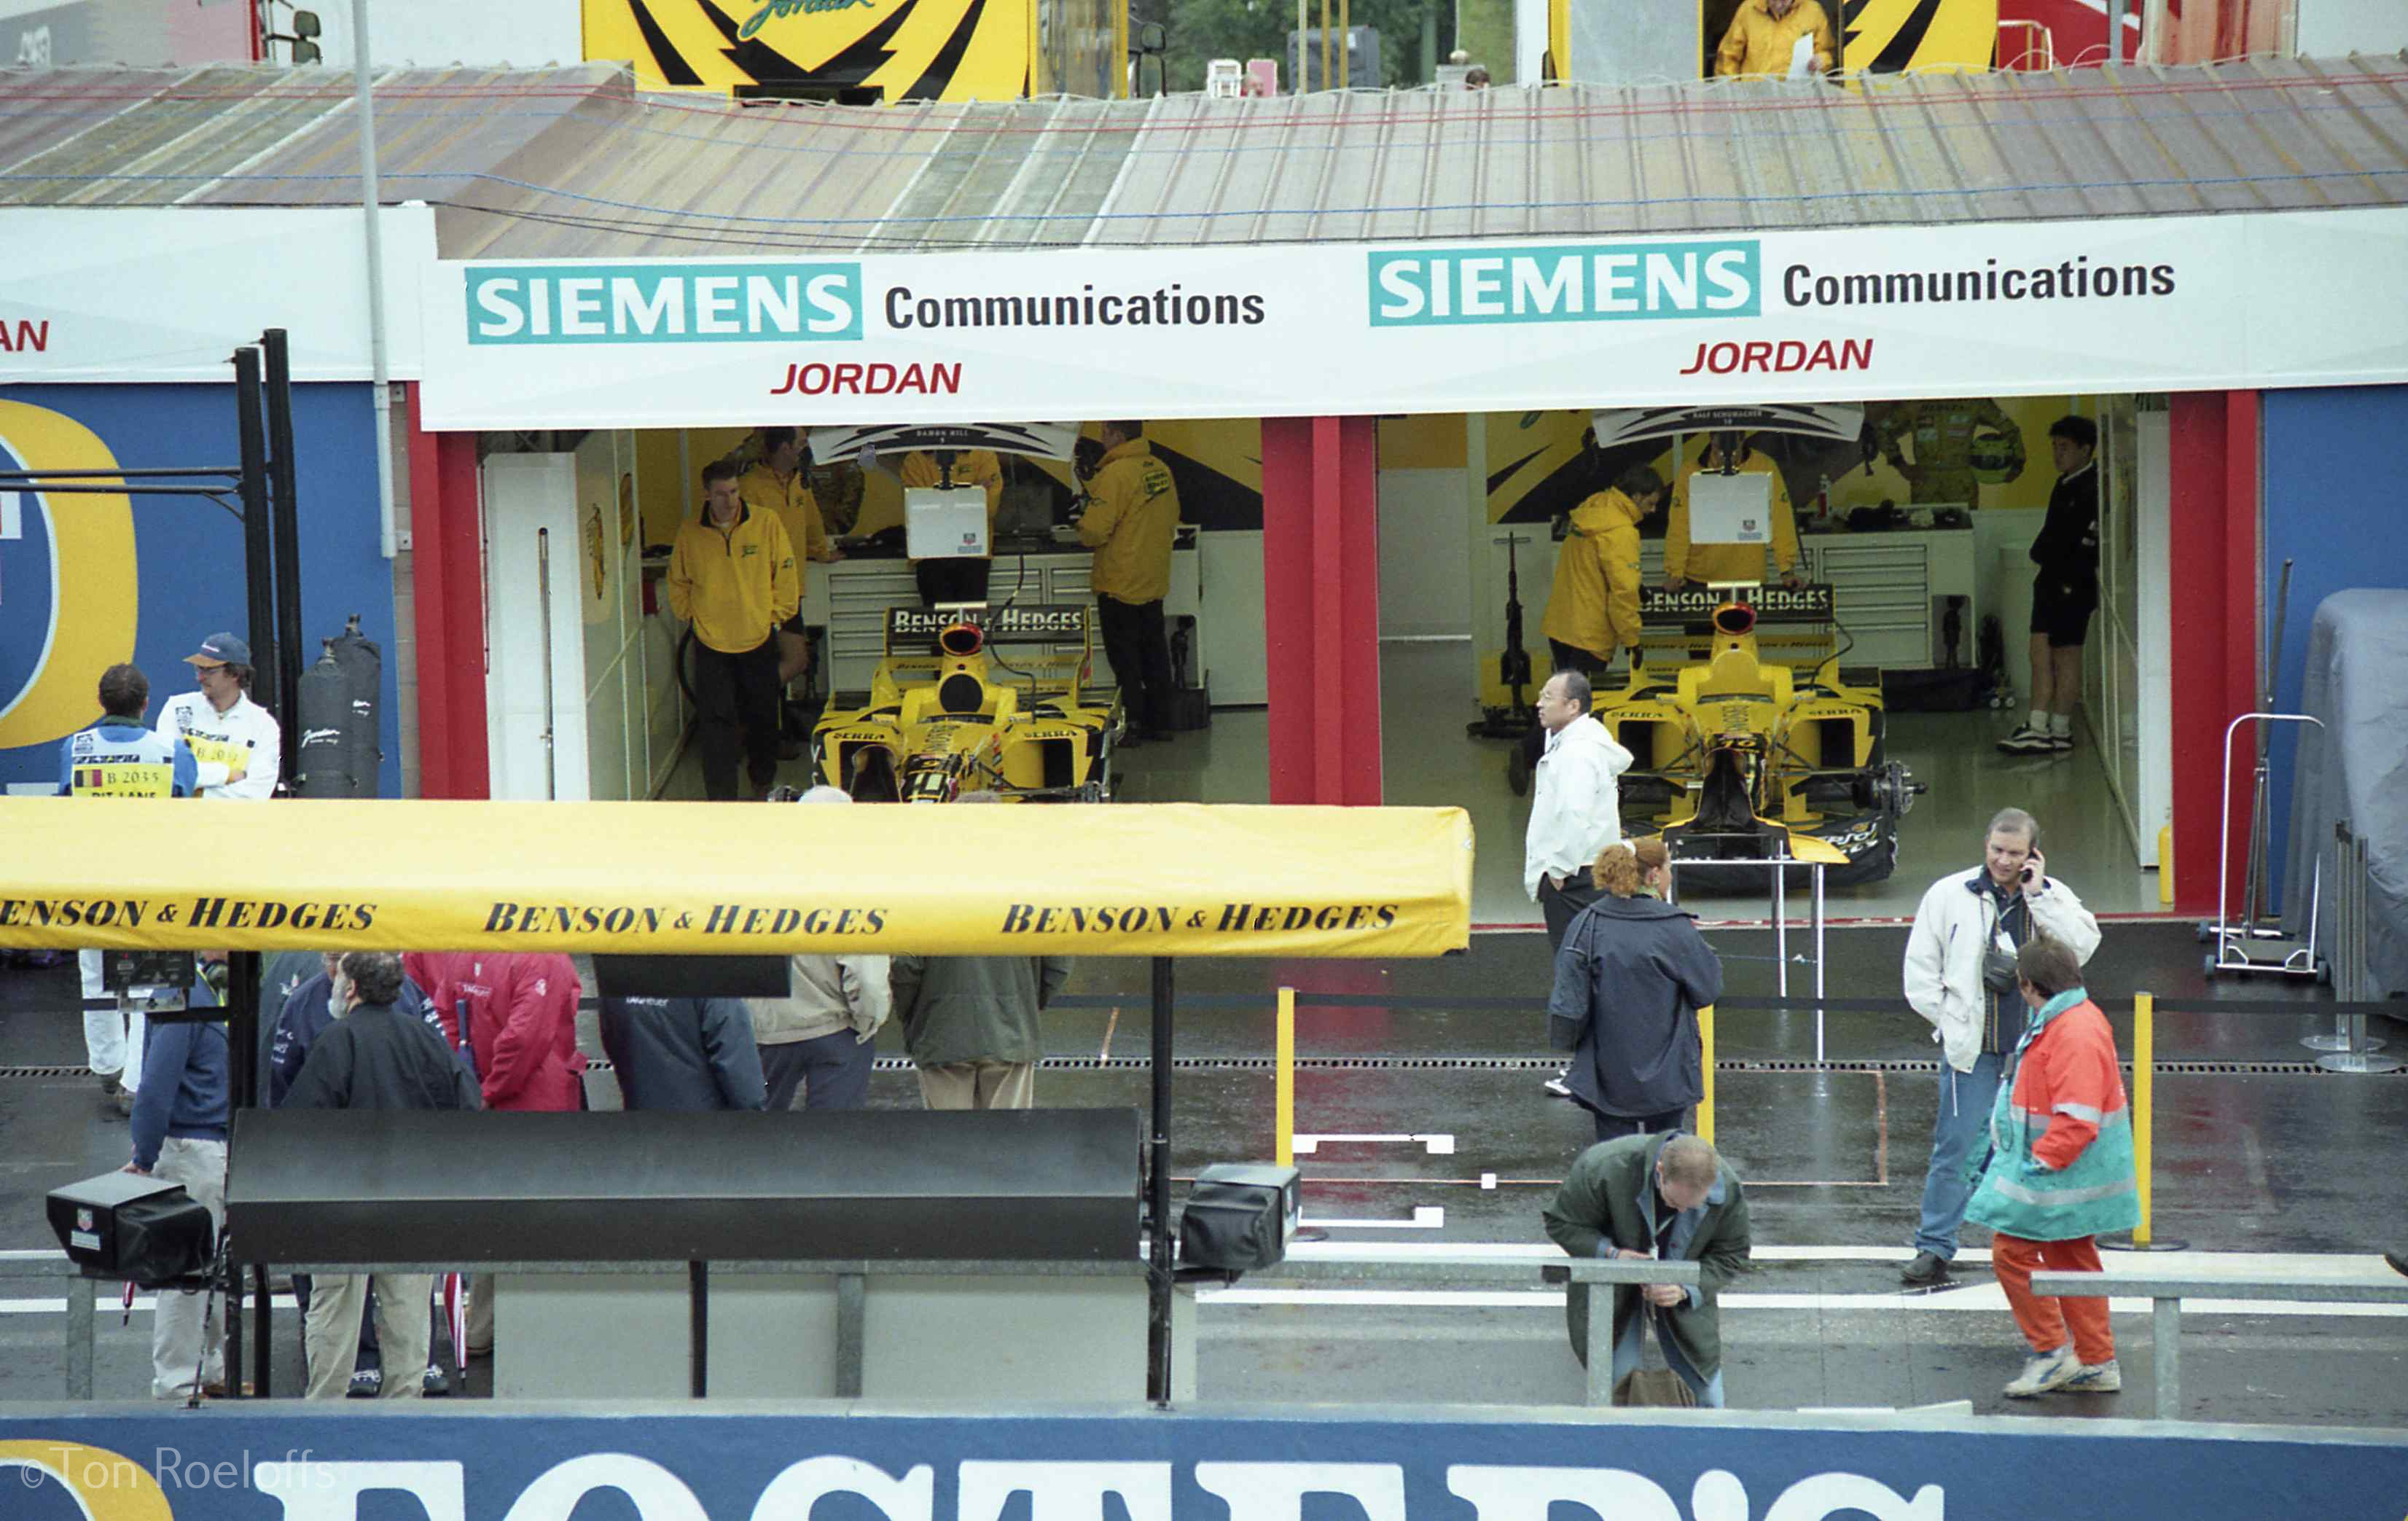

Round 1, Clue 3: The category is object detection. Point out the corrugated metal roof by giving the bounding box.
[4,57,2405,253]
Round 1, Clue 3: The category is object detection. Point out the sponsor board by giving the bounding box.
[0,798,1471,958]
[885,603,1090,641]
[2,1408,2406,1520]
[417,208,2408,429]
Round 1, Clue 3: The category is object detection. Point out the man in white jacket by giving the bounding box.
[1900,807,2100,1285]
[1524,670,1635,1098]
[155,633,281,801]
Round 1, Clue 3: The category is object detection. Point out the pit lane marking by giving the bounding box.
[1291,1133,1455,1156]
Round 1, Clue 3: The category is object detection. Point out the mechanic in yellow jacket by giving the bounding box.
[1715,0,1836,77]
[668,458,800,801]
[1665,433,1805,590]
[1077,421,1182,744]
[740,426,837,700]
[1543,466,1666,671]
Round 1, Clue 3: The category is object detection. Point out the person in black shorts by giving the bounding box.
[1999,415,2099,756]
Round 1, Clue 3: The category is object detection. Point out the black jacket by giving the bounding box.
[597,996,767,1111]
[282,1002,484,1113]
[2030,461,2100,581]
[1549,894,1723,1118]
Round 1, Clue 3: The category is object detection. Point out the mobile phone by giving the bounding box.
[2020,865,2036,884]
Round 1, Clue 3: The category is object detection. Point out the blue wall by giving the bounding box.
[0,382,400,797]
[2262,385,2408,907]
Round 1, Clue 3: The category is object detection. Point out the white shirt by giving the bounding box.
[157,691,282,800]
[1523,714,1635,899]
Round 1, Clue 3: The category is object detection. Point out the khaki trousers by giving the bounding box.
[915,1060,1035,1110]
[304,1273,435,1400]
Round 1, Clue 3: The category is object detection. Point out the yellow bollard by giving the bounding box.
[1697,1004,1716,1145]
[2133,992,2154,1247]
[1275,986,1296,1168]
[2158,826,2174,907]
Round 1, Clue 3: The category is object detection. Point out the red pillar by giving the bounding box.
[2166,391,2259,914]
[1261,416,1382,805]
[404,385,490,799]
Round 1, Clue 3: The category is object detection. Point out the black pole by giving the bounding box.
[232,349,276,722]
[223,952,262,1396]
[689,1261,709,1399]
[1146,955,1174,1404]
[262,330,307,791]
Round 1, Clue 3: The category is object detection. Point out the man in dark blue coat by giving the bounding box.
[1548,841,1723,1143]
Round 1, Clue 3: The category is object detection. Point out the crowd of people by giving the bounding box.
[51,403,2141,1409]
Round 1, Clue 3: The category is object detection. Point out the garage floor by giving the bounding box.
[663,640,2165,926]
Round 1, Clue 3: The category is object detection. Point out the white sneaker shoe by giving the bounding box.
[2003,1345,2079,1397]
[1541,1071,1573,1098]
[2060,1358,2121,1393]
[1997,726,2056,755]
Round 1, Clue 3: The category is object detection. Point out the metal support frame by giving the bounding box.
[234,348,278,719]
[262,329,307,791]
[1663,857,1829,1059]
[1146,955,1176,1403]
[2319,821,2400,1074]
[688,1261,708,1398]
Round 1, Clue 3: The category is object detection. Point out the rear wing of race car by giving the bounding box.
[1637,582,1834,626]
[883,603,1095,654]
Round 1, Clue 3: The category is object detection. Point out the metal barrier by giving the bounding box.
[0,1248,98,1399]
[2030,1270,2408,1420]
[2320,821,2399,1073]
[1248,1248,1701,1407]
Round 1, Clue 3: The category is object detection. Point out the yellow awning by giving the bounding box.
[0,799,1474,958]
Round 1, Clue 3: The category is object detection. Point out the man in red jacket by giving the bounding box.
[404,952,585,1355]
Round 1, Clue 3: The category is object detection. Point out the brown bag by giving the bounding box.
[1612,1309,1700,1408]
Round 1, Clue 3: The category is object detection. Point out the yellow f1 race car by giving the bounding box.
[1599,584,1923,887]
[810,603,1122,803]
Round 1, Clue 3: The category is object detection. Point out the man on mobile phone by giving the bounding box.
[1899,808,2099,1286]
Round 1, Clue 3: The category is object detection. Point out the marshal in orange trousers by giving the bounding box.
[1990,1232,2115,1362]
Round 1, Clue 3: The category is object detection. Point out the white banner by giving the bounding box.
[0,206,437,383]
[415,207,2408,429]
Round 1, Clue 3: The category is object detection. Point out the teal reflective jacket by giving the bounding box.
[1966,988,2140,1242]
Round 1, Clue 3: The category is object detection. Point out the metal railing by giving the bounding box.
[2030,1270,2408,1420]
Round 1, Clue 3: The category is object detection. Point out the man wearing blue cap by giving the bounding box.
[156,632,282,801]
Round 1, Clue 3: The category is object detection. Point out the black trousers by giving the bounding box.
[1538,870,1606,955]
[1098,595,1173,732]
[1520,639,1611,771]
[692,636,783,801]
[1590,1106,1689,1144]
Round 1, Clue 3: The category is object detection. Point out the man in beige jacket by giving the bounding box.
[749,786,891,1109]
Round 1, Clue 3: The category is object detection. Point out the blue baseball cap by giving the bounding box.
[184,632,251,668]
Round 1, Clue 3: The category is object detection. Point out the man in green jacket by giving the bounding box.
[891,793,1071,1109]
[1543,1131,1751,1406]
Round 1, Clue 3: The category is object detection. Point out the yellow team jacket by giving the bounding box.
[739,462,832,563]
[666,506,799,654]
[900,450,1004,525]
[1666,450,1800,586]
[1078,440,1181,604]
[1541,488,1648,659]
[1715,0,1836,77]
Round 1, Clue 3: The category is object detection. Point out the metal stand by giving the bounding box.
[2201,712,2328,985]
[2319,821,2401,1074]
[1145,956,1176,1403]
[1664,854,1829,1060]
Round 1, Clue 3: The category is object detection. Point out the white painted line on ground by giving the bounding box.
[1292,1133,1456,1156]
[1200,1288,2408,1318]
[0,1294,300,1315]
[1479,1173,1497,1190]
[1281,1241,2408,1278]
[1299,1206,1445,1231]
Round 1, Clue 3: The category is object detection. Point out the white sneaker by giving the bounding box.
[1997,726,2056,755]
[2003,1345,2078,1397]
[1541,1071,1573,1098]
[2060,1358,2121,1393]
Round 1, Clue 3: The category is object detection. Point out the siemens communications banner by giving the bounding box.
[0,799,1472,957]
[5,1407,2408,1521]
[417,207,2408,427]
